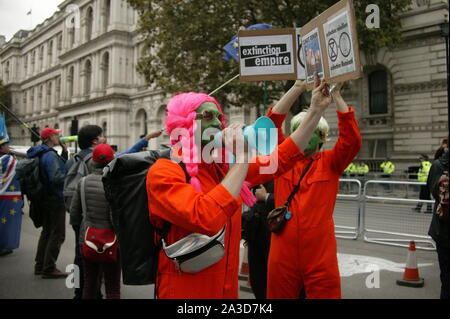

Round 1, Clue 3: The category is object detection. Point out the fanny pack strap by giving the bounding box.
[284,159,314,208]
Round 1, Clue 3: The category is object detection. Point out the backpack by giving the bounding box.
[15,149,52,228]
[63,153,92,212]
[102,148,188,285]
[436,170,449,221]
[79,177,118,263]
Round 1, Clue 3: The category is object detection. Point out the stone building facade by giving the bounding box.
[0,0,448,171]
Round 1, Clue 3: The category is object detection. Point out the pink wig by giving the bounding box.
[165,92,256,207]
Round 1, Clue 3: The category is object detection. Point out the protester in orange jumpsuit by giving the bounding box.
[261,80,362,299]
[146,75,332,298]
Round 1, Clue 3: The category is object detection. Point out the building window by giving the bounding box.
[86,7,94,42]
[30,88,34,112]
[68,66,74,97]
[5,61,9,82]
[56,77,61,102]
[369,70,388,115]
[104,0,111,33]
[48,40,53,65]
[31,51,36,73]
[102,121,108,137]
[102,52,110,89]
[57,34,62,51]
[47,81,52,107]
[38,85,43,109]
[69,18,75,48]
[84,60,92,95]
[24,56,28,75]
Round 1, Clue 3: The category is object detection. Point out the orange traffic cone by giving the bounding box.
[396,241,424,288]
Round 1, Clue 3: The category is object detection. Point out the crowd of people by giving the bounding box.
[0,73,448,300]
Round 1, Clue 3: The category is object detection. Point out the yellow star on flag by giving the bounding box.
[9,209,16,216]
[9,185,16,191]
[1,217,6,224]
[13,197,19,203]
[233,41,239,48]
[2,177,6,184]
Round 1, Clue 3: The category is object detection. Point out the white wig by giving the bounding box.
[290,111,330,143]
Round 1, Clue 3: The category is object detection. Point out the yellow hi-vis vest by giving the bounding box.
[357,164,369,175]
[345,163,357,174]
[380,161,395,174]
[418,161,432,182]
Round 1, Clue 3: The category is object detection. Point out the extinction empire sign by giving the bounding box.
[238,29,297,82]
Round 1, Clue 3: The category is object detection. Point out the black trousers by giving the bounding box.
[72,225,84,299]
[248,239,270,299]
[417,185,432,211]
[35,200,66,273]
[436,241,449,299]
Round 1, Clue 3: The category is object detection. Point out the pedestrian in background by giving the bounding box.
[380,157,395,193]
[65,125,162,299]
[434,138,448,160]
[0,136,23,257]
[70,144,121,299]
[27,127,68,278]
[413,154,432,213]
[427,146,448,299]
[242,181,274,299]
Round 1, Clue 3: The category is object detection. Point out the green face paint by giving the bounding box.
[304,130,322,154]
[196,102,223,145]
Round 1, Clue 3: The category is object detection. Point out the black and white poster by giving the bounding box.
[324,11,356,78]
[239,34,295,77]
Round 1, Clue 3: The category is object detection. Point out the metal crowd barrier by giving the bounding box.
[335,179,362,240]
[361,180,436,251]
[335,179,436,251]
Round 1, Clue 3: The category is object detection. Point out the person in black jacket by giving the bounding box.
[427,148,449,299]
[242,181,274,299]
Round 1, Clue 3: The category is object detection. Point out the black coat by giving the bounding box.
[427,151,449,246]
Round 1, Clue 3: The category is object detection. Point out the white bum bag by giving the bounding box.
[162,226,226,274]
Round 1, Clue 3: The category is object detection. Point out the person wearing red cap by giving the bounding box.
[26,127,68,278]
[70,144,121,299]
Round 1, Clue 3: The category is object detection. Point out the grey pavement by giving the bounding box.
[0,200,441,299]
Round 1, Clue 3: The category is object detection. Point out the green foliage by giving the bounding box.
[127,0,412,109]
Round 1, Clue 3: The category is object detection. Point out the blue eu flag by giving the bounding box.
[223,23,273,61]
[0,114,9,141]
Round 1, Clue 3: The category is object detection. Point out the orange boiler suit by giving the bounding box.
[259,107,362,299]
[146,136,304,299]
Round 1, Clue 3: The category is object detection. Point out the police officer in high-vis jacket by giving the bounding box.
[380,158,395,192]
[413,154,432,213]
